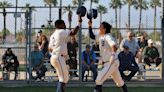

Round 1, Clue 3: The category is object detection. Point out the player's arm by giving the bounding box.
[112,45,118,53]
[48,48,53,53]
[106,36,118,63]
[88,20,96,40]
[70,16,82,36]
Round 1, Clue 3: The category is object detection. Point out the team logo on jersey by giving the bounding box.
[101,40,105,46]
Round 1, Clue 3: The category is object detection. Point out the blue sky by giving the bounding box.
[0,0,162,36]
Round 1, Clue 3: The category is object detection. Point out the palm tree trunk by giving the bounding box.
[115,8,118,39]
[115,9,118,28]
[3,8,6,43]
[15,0,18,39]
[154,6,157,41]
[49,5,52,22]
[100,13,102,24]
[119,7,121,28]
[119,7,121,44]
[139,8,142,33]
[59,0,62,19]
[128,4,131,29]
[68,11,72,30]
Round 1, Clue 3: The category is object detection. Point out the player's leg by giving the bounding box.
[112,70,128,92]
[93,62,117,92]
[50,55,69,92]
[111,61,128,92]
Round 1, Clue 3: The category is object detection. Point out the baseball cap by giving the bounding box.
[86,44,91,48]
[148,39,153,44]
[123,45,129,49]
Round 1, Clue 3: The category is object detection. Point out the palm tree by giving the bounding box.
[85,0,99,9]
[118,0,125,29]
[109,0,124,41]
[109,0,122,29]
[133,0,148,32]
[72,0,86,6]
[21,3,36,31]
[150,0,161,41]
[125,0,136,29]
[63,4,74,30]
[0,1,12,43]
[21,3,36,12]
[118,0,125,43]
[43,0,57,23]
[97,5,107,24]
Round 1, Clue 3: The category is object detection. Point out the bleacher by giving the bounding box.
[42,53,161,82]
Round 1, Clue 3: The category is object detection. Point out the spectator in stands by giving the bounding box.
[137,34,148,78]
[2,48,19,80]
[143,39,161,70]
[67,36,78,77]
[120,31,140,57]
[82,44,97,82]
[118,45,139,81]
[29,44,47,80]
[36,30,49,58]
[137,34,148,63]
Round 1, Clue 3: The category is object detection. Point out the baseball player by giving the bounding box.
[49,16,82,92]
[88,20,128,92]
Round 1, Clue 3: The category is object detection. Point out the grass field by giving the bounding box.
[0,86,164,92]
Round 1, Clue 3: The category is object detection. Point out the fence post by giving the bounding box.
[25,10,29,81]
[162,0,164,85]
[28,7,32,84]
[78,0,82,82]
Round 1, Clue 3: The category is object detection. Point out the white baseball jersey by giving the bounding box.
[96,33,117,62]
[95,33,124,86]
[49,29,71,56]
[49,29,71,83]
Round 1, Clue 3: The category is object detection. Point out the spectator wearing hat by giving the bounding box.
[81,44,97,82]
[118,45,139,81]
[143,39,161,70]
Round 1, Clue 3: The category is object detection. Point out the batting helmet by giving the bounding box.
[76,6,87,17]
[87,9,98,20]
